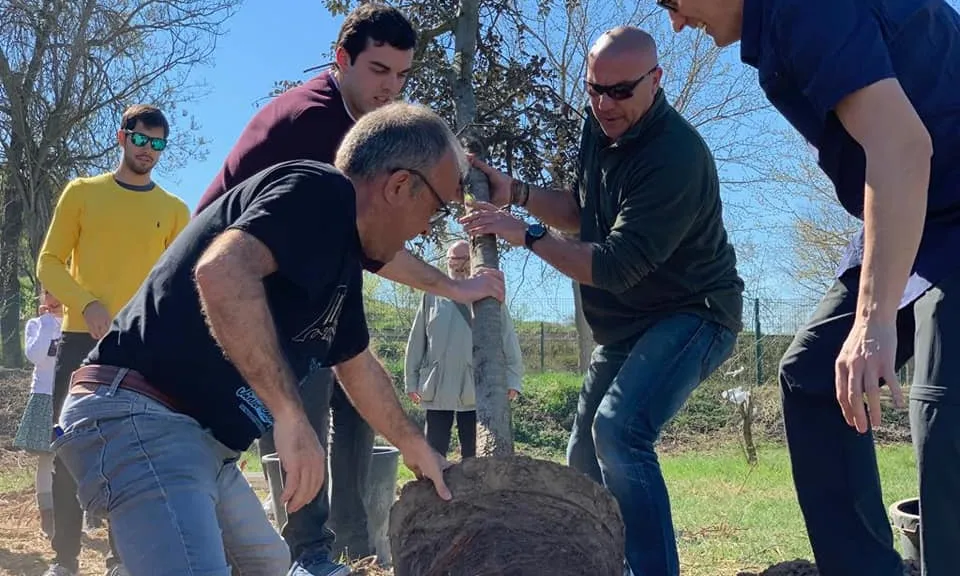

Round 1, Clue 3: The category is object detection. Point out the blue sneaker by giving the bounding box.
[286,552,351,576]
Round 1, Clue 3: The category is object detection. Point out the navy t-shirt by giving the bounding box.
[740,0,960,306]
[88,160,370,450]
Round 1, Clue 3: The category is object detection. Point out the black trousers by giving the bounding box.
[425,409,477,458]
[780,268,960,576]
[51,332,121,572]
[259,368,375,561]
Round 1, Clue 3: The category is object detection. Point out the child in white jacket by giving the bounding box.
[13,288,63,537]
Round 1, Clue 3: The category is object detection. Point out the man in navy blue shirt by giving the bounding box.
[663,1,960,575]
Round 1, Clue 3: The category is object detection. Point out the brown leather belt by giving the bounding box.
[69,364,184,414]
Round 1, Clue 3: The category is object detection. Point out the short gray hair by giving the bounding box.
[335,102,467,186]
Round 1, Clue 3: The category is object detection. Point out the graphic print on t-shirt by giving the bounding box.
[236,386,273,433]
[233,283,350,434]
[293,284,348,344]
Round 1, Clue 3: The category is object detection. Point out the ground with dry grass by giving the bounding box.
[0,368,921,576]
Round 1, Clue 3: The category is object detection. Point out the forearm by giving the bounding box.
[335,349,423,450]
[858,148,930,322]
[530,231,595,286]
[514,181,581,233]
[24,325,46,364]
[376,249,456,299]
[37,254,97,313]
[196,269,302,419]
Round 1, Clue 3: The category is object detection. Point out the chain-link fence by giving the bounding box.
[365,293,839,386]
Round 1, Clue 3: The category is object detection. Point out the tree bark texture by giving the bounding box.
[0,174,24,368]
[452,0,513,456]
[572,279,593,375]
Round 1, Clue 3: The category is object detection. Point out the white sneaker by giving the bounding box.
[42,565,76,576]
[263,495,275,522]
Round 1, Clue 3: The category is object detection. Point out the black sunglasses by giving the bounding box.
[124,130,167,152]
[393,167,453,225]
[585,65,661,101]
[656,0,679,11]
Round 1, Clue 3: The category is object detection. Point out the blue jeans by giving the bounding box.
[53,382,290,575]
[567,313,737,576]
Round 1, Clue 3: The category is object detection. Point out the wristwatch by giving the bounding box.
[524,223,547,249]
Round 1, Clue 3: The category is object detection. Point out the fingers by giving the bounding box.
[847,360,868,434]
[279,458,300,511]
[466,200,499,212]
[468,154,495,176]
[885,369,905,409]
[426,455,453,500]
[864,361,882,430]
[89,323,107,340]
[460,212,507,237]
[283,447,325,513]
[482,270,506,301]
[835,359,852,427]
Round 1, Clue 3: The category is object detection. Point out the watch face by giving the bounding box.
[526,223,547,248]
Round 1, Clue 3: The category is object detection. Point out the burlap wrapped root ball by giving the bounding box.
[388,454,625,576]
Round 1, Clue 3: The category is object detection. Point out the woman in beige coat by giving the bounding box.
[404,240,524,458]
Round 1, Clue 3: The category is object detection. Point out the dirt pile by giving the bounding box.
[737,559,921,576]
[388,455,624,576]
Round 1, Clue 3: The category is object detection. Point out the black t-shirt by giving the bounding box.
[87,159,370,450]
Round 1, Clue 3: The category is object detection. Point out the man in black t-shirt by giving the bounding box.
[50,102,460,575]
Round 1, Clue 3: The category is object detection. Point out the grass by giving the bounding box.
[0,441,918,574]
[667,442,917,576]
[241,440,918,576]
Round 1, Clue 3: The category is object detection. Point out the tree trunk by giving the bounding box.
[453,0,513,457]
[0,176,24,368]
[572,280,592,375]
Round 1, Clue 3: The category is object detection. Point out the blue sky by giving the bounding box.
[152,1,344,206]
[144,1,816,328]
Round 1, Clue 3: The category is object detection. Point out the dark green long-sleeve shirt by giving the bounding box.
[575,88,744,345]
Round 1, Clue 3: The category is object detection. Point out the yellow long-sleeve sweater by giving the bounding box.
[37,173,191,333]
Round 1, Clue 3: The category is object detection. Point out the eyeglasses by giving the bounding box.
[585,65,661,101]
[393,167,453,225]
[124,130,167,152]
[656,0,679,11]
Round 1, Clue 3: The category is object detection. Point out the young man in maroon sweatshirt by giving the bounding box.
[195,5,503,576]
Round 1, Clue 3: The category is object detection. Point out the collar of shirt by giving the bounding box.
[589,87,669,149]
[739,0,765,67]
[327,70,358,123]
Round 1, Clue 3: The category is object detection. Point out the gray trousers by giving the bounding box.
[780,267,960,576]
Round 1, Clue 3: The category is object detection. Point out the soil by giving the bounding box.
[388,454,625,576]
[0,370,921,575]
[736,558,921,576]
[0,472,116,576]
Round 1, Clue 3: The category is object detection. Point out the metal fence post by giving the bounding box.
[539,322,545,372]
[754,298,763,387]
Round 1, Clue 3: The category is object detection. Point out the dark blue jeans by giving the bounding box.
[567,313,737,576]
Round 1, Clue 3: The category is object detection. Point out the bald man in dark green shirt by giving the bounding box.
[462,26,743,575]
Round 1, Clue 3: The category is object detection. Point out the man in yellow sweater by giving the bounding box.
[36,104,190,576]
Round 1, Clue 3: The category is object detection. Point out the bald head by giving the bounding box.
[447,239,469,259]
[446,240,470,279]
[585,26,663,141]
[589,26,658,64]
